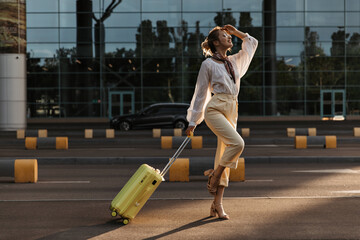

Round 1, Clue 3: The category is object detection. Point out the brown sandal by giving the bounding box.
[204,169,220,196]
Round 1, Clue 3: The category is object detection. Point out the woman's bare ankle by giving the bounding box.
[214,166,225,178]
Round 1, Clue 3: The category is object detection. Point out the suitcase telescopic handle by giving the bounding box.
[160,135,192,177]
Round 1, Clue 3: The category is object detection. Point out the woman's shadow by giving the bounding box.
[143,216,223,240]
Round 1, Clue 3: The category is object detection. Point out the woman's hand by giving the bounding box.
[223,24,246,39]
[223,24,237,35]
[185,126,195,137]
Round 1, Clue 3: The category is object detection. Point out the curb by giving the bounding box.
[2,137,360,146]
[2,156,360,165]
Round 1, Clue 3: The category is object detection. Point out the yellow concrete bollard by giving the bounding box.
[174,128,182,137]
[161,136,173,149]
[56,137,68,150]
[106,129,115,138]
[153,129,161,138]
[287,128,296,137]
[169,158,189,182]
[84,129,93,138]
[191,136,203,149]
[153,128,182,138]
[229,158,245,182]
[308,128,317,136]
[354,127,360,137]
[17,129,25,139]
[295,136,307,149]
[14,159,38,183]
[241,128,250,138]
[25,137,37,150]
[38,129,48,138]
[325,136,337,149]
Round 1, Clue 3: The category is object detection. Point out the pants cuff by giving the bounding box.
[219,159,238,169]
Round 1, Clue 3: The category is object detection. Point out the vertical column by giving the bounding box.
[263,0,277,115]
[0,0,27,130]
[75,0,94,116]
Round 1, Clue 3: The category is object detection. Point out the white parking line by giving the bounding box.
[0,199,109,202]
[38,181,90,184]
[94,148,137,150]
[293,169,359,174]
[246,180,274,182]
[1,196,360,202]
[332,190,360,194]
[248,145,291,147]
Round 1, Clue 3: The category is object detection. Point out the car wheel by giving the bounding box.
[119,121,131,131]
[174,120,187,130]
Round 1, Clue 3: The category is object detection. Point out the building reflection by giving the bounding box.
[25,0,360,118]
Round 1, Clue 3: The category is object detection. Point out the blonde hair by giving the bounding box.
[201,26,222,57]
[201,26,231,57]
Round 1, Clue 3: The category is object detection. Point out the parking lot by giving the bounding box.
[1,120,360,239]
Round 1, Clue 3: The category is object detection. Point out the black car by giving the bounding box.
[110,103,190,131]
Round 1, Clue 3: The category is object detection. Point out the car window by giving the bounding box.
[179,106,188,112]
[143,105,189,116]
[144,106,159,115]
[174,105,188,113]
[160,106,188,115]
[157,107,175,115]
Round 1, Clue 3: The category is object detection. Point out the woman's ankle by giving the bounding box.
[214,166,225,178]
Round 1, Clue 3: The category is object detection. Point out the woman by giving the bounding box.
[185,25,258,220]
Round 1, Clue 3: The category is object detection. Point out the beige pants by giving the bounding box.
[204,94,245,187]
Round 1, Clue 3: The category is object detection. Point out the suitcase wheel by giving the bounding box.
[111,211,117,217]
[123,219,129,225]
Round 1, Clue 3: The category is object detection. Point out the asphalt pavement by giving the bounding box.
[1,163,360,240]
[1,120,360,239]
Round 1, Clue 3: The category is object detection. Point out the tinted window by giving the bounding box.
[157,106,177,115]
[144,106,160,115]
[152,105,189,115]
[177,105,189,112]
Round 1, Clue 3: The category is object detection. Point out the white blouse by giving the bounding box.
[187,33,258,127]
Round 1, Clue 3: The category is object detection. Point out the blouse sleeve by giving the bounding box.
[232,33,258,78]
[186,61,212,127]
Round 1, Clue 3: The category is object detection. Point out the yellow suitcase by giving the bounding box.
[110,136,190,224]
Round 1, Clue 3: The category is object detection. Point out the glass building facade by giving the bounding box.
[26,0,360,118]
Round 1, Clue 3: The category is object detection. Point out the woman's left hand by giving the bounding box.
[223,24,246,39]
[223,24,238,35]
[185,126,195,137]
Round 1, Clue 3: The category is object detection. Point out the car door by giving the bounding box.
[135,106,175,128]
[132,106,160,128]
[138,106,173,128]
[154,106,175,127]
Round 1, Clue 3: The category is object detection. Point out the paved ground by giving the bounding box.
[1,120,360,239]
[1,163,360,240]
